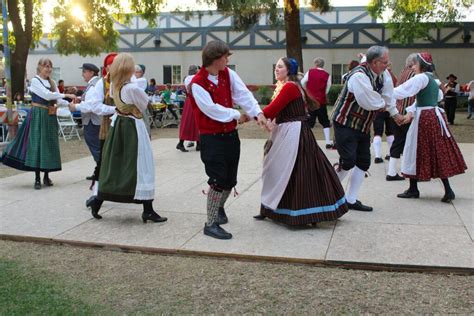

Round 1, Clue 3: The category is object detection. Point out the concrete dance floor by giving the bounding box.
[0,139,472,272]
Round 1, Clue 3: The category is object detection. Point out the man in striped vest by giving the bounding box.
[331,46,402,212]
[386,53,417,181]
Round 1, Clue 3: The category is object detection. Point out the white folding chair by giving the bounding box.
[57,107,81,141]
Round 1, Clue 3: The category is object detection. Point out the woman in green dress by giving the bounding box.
[88,53,167,223]
[1,58,75,189]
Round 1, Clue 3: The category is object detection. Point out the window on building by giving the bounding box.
[331,64,349,85]
[163,65,182,84]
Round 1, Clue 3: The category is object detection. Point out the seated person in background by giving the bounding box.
[161,84,179,120]
[146,78,157,96]
[150,89,162,104]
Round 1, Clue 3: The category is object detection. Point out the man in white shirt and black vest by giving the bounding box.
[74,63,101,179]
[331,46,402,212]
[189,40,266,240]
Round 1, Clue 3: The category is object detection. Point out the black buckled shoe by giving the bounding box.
[85,196,95,208]
[89,198,103,219]
[217,207,228,225]
[347,200,373,212]
[86,175,94,181]
[386,174,405,181]
[204,223,232,240]
[176,143,188,152]
[374,157,384,164]
[397,190,420,199]
[142,211,168,223]
[187,142,195,148]
[325,144,333,149]
[43,177,54,187]
[34,179,41,190]
[441,190,455,203]
[253,214,266,220]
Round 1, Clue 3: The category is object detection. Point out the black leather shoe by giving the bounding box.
[89,198,103,219]
[253,214,266,220]
[187,142,195,148]
[397,190,420,199]
[204,223,232,240]
[43,177,54,187]
[86,175,94,181]
[34,179,41,190]
[142,211,168,223]
[385,154,390,161]
[467,114,472,119]
[441,190,455,203]
[217,207,228,225]
[325,144,333,149]
[85,196,95,208]
[386,174,405,181]
[176,143,188,152]
[374,157,384,164]
[347,200,373,212]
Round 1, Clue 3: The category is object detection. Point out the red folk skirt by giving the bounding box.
[179,98,199,141]
[406,109,467,180]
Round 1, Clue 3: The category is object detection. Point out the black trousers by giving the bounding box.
[444,97,457,124]
[373,111,395,136]
[389,122,411,159]
[333,122,371,171]
[307,105,330,128]
[200,130,240,190]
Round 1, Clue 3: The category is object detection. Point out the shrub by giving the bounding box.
[256,85,274,105]
[327,84,343,106]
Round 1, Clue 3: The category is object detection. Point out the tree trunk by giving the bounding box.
[284,0,303,72]
[10,47,28,101]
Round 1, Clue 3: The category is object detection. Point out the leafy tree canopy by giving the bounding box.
[368,0,473,44]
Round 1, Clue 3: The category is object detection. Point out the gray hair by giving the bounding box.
[405,53,418,67]
[366,46,389,63]
[313,57,325,67]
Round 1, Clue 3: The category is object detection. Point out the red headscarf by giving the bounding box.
[417,52,433,65]
[102,52,118,77]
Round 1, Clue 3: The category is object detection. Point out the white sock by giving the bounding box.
[373,136,382,158]
[323,128,332,145]
[387,157,399,176]
[92,181,99,196]
[337,168,350,182]
[386,135,394,154]
[346,167,365,204]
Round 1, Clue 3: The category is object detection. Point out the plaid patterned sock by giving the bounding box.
[207,187,223,226]
[219,190,231,208]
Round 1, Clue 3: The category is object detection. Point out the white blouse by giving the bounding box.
[112,82,149,113]
[191,68,261,123]
[29,76,68,106]
[394,73,443,102]
[75,77,116,116]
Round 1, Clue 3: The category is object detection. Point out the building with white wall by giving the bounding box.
[27,7,474,87]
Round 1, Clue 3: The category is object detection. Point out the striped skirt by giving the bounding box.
[260,121,348,225]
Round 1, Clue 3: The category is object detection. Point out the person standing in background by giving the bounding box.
[444,74,459,125]
[301,57,334,149]
[176,65,200,152]
[467,80,474,119]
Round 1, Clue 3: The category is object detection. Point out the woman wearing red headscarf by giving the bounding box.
[394,52,467,202]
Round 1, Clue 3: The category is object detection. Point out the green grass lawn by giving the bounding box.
[0,259,107,315]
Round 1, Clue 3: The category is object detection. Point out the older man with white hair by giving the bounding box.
[331,45,403,212]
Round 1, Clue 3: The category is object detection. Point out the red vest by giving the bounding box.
[306,68,329,105]
[189,67,236,135]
